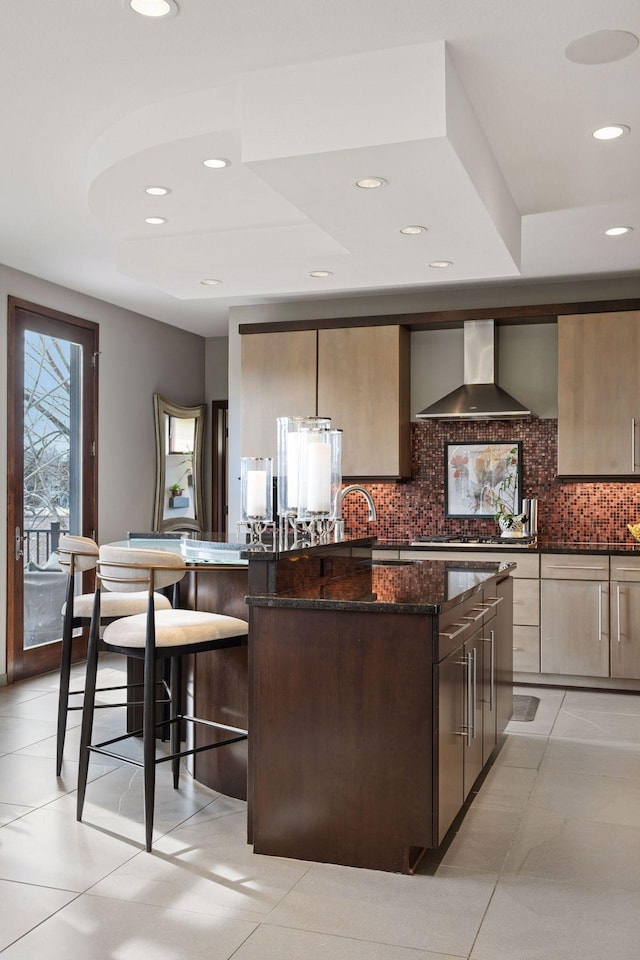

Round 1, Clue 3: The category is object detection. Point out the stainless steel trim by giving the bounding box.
[598,583,603,643]
[490,629,495,710]
[472,648,477,740]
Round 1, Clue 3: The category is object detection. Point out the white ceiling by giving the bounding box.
[1,0,639,337]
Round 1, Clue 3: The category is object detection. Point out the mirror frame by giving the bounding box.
[153,394,207,532]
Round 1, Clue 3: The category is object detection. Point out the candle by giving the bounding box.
[286,432,301,510]
[246,469,267,517]
[306,441,331,513]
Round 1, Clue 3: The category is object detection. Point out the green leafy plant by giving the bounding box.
[491,446,520,523]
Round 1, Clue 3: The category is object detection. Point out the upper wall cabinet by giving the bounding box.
[241,329,317,460]
[241,324,411,478]
[317,325,410,478]
[557,311,640,477]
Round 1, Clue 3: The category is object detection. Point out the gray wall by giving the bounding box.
[228,275,640,527]
[0,263,206,678]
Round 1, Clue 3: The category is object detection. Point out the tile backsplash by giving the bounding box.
[341,419,640,544]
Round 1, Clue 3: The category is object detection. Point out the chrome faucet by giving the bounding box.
[334,485,377,541]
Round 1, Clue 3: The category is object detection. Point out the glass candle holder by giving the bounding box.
[296,427,342,520]
[276,416,330,517]
[241,457,273,521]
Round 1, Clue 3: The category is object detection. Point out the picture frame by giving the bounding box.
[445,441,522,519]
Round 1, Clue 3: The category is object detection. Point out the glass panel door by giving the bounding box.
[7,299,98,681]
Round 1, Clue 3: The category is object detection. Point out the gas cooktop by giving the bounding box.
[411,534,537,548]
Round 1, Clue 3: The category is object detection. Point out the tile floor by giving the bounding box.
[1,661,640,959]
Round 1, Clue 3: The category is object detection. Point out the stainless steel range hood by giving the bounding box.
[416,319,532,420]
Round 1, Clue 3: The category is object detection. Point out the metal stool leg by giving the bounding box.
[170,656,182,789]
[56,580,74,775]
[76,594,100,822]
[143,638,157,852]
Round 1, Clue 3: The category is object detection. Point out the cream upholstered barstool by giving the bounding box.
[76,544,249,851]
[56,535,172,776]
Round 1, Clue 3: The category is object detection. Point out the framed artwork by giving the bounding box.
[445,441,522,518]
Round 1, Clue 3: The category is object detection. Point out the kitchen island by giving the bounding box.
[246,551,514,873]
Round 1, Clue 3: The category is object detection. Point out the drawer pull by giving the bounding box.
[461,608,485,623]
[439,622,467,641]
[544,564,606,571]
[613,567,640,573]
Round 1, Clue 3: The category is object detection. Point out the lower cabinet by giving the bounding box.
[611,557,640,679]
[540,555,610,678]
[435,579,512,845]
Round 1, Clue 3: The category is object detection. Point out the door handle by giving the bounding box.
[15,527,27,561]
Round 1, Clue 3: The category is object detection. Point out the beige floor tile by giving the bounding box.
[502,805,640,891]
[0,879,76,952]
[472,875,640,960]
[528,765,640,828]
[49,762,222,846]
[233,924,463,960]
[551,706,640,744]
[89,806,313,924]
[504,686,565,738]
[0,893,257,960]
[561,690,640,716]
[492,732,547,769]
[266,862,496,956]
[0,715,58,753]
[436,804,522,873]
[472,763,537,811]
[0,807,139,889]
[0,752,111,806]
[540,737,640,780]
[0,801,33,826]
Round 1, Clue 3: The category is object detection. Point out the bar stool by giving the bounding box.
[76,544,249,851]
[56,535,172,775]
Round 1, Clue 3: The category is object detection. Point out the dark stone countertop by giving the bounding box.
[246,558,514,615]
[374,538,640,556]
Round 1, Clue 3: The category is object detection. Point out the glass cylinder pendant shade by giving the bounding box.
[276,416,330,516]
[241,457,273,521]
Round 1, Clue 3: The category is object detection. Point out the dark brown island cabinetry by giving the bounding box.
[247,561,513,873]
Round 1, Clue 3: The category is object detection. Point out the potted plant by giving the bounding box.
[169,482,183,497]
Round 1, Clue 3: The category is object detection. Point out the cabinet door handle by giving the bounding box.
[617,584,622,644]
[472,647,477,740]
[466,652,473,747]
[598,583,603,642]
[439,622,467,641]
[545,564,606,571]
[490,629,495,710]
[632,417,636,473]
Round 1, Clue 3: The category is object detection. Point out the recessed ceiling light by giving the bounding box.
[429,260,452,269]
[400,225,427,235]
[605,226,633,236]
[145,216,166,225]
[201,278,221,285]
[355,177,386,189]
[565,30,638,64]
[129,0,178,18]
[310,270,332,278]
[145,185,170,196]
[203,158,230,169]
[593,125,629,140]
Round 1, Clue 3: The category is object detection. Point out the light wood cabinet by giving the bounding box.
[241,329,316,460]
[240,324,410,477]
[540,554,610,677]
[557,311,640,476]
[317,325,410,477]
[610,556,640,680]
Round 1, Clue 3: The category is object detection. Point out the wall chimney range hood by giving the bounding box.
[416,319,532,420]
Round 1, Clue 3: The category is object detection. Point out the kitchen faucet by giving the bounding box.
[334,484,377,541]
